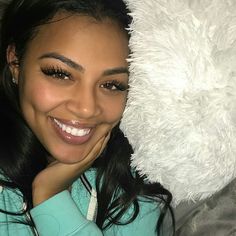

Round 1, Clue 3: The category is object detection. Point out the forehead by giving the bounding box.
[23,13,129,65]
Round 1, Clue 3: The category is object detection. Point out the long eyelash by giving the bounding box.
[110,80,129,91]
[41,66,71,79]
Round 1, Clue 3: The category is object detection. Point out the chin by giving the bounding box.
[56,155,87,164]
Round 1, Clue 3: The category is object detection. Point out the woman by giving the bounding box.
[0,0,173,235]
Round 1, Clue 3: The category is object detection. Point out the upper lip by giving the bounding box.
[51,117,96,129]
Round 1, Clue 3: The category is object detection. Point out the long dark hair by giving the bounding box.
[0,0,174,234]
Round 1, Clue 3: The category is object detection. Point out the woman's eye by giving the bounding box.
[101,80,128,91]
[41,67,71,80]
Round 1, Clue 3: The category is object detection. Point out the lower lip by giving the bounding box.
[50,118,94,145]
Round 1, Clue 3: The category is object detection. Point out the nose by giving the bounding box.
[66,85,101,119]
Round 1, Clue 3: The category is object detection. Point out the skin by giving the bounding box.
[8,13,129,205]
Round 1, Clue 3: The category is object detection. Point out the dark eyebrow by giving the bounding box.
[39,52,129,76]
[103,67,129,76]
[38,52,84,72]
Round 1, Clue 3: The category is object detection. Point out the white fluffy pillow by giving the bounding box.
[121,0,236,205]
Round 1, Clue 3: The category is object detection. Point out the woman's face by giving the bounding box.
[11,14,129,163]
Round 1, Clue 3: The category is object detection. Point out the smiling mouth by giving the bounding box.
[53,118,91,137]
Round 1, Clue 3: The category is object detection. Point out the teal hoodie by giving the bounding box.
[0,168,160,235]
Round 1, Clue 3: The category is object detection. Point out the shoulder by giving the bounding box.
[0,171,24,213]
[104,197,160,236]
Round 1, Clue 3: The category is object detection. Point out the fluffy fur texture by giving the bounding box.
[121,0,236,205]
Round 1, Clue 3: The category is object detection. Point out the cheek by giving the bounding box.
[19,79,62,114]
[102,96,127,123]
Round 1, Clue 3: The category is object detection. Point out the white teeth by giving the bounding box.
[66,127,72,133]
[62,124,66,131]
[53,118,91,137]
[71,128,77,136]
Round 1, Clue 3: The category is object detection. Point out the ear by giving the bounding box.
[6,44,20,84]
